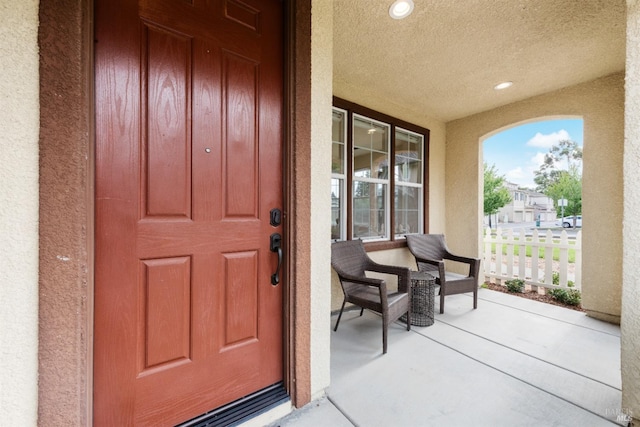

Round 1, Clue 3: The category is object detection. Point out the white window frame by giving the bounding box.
[331,108,347,241]
[331,97,429,246]
[352,114,390,241]
[394,126,424,238]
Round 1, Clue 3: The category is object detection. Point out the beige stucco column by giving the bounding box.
[0,0,40,424]
[310,0,333,398]
[622,1,640,422]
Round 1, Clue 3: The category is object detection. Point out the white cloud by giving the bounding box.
[505,166,537,189]
[504,155,548,189]
[526,129,571,148]
[506,167,525,180]
[509,152,549,189]
[531,152,547,168]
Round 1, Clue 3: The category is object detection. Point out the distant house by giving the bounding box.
[496,182,557,223]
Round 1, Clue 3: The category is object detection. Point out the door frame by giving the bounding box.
[38,0,313,423]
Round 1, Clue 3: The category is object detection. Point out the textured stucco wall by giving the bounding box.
[622,0,640,419]
[38,1,93,425]
[446,73,625,322]
[0,0,40,424]
[310,0,332,398]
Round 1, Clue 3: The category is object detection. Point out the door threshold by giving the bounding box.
[177,382,291,427]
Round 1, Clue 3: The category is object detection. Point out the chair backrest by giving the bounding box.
[331,239,371,279]
[406,234,448,261]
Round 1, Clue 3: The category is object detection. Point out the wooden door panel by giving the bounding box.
[224,51,258,217]
[139,256,192,370]
[225,0,261,32]
[192,38,223,222]
[140,1,264,47]
[95,0,283,425]
[223,250,259,346]
[143,24,192,218]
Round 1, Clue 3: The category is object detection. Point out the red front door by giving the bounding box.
[94,1,284,425]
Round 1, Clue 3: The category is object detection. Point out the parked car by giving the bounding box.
[556,215,582,228]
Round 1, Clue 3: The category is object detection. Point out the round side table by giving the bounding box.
[401,271,436,327]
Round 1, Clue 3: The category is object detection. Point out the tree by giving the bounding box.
[533,140,583,226]
[545,168,582,226]
[484,163,512,228]
[534,139,582,193]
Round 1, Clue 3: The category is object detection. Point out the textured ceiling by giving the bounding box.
[333,0,627,122]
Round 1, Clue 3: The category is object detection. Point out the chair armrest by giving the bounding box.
[338,273,384,288]
[444,253,481,278]
[366,263,411,293]
[338,274,391,306]
[412,256,442,268]
[413,256,446,283]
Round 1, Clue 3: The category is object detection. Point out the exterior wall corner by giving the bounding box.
[622,0,640,417]
[38,0,94,425]
[0,0,41,424]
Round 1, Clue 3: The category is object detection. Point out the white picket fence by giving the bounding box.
[483,227,582,290]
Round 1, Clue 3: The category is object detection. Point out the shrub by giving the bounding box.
[548,288,581,306]
[505,278,525,293]
[552,271,575,288]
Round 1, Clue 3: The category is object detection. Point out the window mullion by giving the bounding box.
[346,110,354,241]
[390,124,396,241]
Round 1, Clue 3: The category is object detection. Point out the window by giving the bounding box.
[353,115,390,240]
[332,97,429,247]
[394,128,423,237]
[331,109,347,240]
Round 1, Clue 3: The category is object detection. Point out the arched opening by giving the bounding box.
[481,117,584,302]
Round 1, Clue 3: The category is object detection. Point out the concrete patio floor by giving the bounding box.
[269,288,623,427]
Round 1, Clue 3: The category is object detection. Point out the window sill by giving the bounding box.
[363,240,408,252]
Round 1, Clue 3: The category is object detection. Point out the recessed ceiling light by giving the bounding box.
[494,81,513,90]
[389,0,414,19]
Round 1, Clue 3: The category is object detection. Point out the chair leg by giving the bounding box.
[359,307,364,316]
[440,291,445,314]
[382,317,388,354]
[334,300,347,332]
[473,286,478,309]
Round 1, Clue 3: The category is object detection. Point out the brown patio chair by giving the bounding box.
[331,239,411,354]
[406,234,480,314]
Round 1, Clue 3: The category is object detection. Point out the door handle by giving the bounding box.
[270,233,282,286]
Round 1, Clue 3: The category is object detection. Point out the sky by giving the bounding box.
[483,118,584,191]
